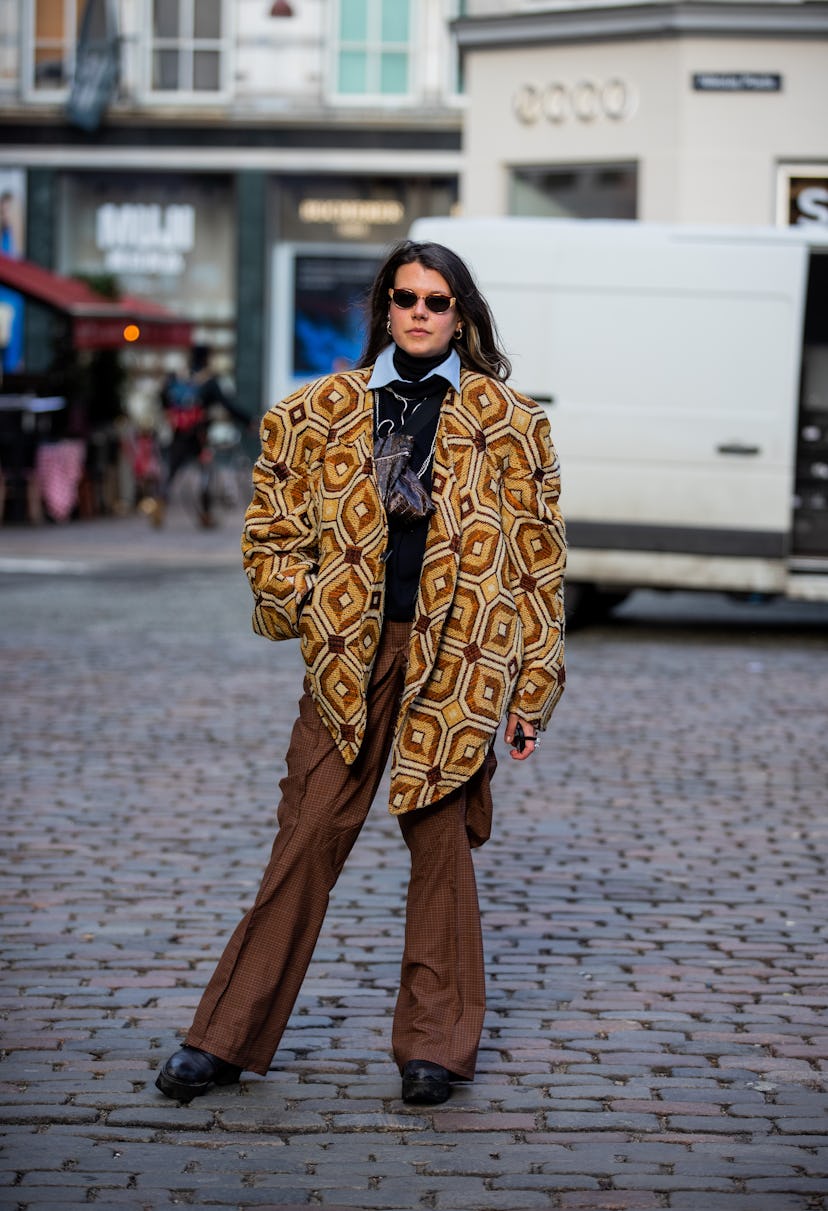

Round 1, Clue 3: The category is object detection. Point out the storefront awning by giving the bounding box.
[0,251,193,349]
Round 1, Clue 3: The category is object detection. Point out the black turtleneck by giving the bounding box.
[376,345,451,621]
[392,345,449,382]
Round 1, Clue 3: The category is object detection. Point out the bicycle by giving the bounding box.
[173,420,254,527]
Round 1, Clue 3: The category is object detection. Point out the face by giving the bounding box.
[387,261,458,359]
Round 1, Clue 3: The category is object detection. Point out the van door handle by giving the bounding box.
[716,443,761,456]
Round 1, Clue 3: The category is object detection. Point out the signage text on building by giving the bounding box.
[298,199,404,226]
[692,73,782,92]
[777,166,828,228]
[514,79,636,125]
[95,203,196,274]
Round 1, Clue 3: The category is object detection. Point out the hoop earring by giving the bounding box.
[454,322,463,339]
[386,315,392,336]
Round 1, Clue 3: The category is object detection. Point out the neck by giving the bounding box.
[392,344,450,382]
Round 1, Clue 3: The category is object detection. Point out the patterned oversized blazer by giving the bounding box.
[242,364,566,817]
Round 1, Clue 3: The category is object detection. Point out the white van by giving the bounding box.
[410,217,828,624]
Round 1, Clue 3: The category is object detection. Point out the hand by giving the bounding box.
[505,712,539,761]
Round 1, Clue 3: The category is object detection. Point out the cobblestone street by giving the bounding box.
[1,510,827,1210]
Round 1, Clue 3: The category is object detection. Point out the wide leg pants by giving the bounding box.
[185,619,489,1080]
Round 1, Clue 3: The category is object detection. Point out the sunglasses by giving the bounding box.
[388,287,456,314]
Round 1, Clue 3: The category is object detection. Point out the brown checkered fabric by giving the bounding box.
[186,620,489,1079]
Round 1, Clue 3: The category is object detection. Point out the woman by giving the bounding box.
[156,240,566,1106]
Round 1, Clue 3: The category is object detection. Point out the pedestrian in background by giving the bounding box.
[156,239,566,1106]
[143,345,247,528]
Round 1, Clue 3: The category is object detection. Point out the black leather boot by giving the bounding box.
[401,1059,453,1105]
[155,1046,242,1102]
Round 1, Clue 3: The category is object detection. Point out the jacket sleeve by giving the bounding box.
[241,387,327,640]
[499,401,567,728]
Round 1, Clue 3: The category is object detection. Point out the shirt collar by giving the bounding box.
[367,344,461,392]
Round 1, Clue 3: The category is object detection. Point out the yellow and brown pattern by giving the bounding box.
[242,366,566,815]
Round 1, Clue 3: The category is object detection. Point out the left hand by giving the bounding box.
[504,712,539,762]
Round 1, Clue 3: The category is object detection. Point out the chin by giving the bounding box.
[400,337,448,357]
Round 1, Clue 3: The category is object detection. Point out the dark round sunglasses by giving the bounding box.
[388,287,456,314]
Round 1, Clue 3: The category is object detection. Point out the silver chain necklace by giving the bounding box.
[384,384,412,410]
[374,389,439,479]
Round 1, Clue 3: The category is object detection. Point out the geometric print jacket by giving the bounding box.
[241,364,566,816]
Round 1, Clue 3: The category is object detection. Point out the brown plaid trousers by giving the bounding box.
[185,619,493,1080]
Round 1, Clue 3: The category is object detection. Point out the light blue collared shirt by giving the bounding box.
[366,344,461,393]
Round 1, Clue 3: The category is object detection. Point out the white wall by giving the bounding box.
[460,31,828,224]
[233,0,327,107]
[674,37,828,224]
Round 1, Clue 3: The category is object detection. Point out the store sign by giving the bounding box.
[298,198,405,239]
[95,203,196,274]
[62,174,234,323]
[693,73,782,92]
[795,186,828,225]
[777,166,828,228]
[514,79,636,125]
[298,199,404,225]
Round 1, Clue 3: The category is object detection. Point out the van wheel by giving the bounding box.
[565,582,630,629]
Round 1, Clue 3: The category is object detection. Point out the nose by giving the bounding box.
[411,295,429,319]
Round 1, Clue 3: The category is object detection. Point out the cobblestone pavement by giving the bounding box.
[2,510,828,1210]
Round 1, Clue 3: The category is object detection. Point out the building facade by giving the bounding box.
[3,0,827,427]
[0,0,464,419]
[454,1,828,230]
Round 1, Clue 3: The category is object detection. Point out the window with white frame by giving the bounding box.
[335,0,412,98]
[24,0,118,100]
[0,0,21,94]
[147,0,227,95]
[30,0,81,92]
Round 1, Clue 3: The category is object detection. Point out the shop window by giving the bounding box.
[510,163,638,220]
[334,0,411,98]
[147,0,228,95]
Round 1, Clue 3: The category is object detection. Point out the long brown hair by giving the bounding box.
[357,240,512,381]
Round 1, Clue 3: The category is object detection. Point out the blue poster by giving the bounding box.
[0,171,26,373]
[292,253,381,378]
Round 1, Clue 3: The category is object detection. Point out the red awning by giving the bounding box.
[0,251,193,349]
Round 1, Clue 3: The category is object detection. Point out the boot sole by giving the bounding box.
[155,1068,211,1103]
[155,1066,240,1103]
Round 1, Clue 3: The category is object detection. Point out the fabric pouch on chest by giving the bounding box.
[373,401,438,527]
